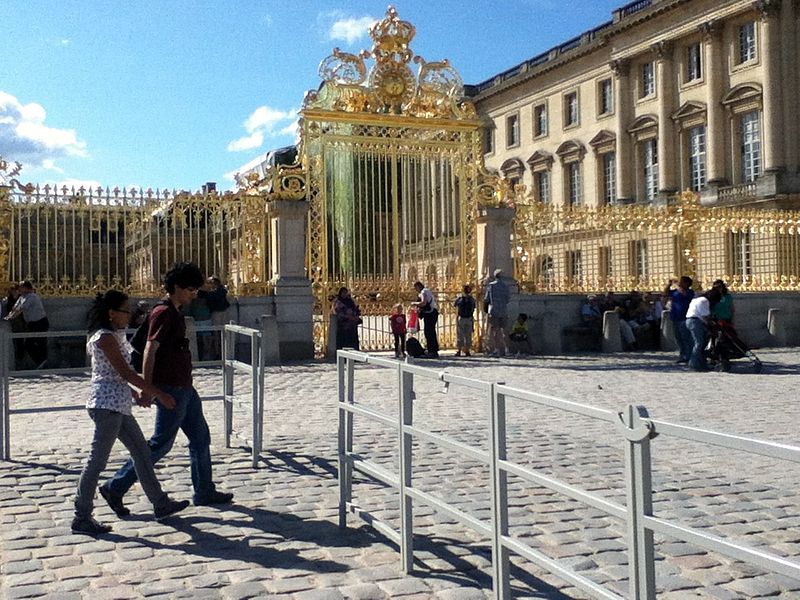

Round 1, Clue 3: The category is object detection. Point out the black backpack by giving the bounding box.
[406,337,425,358]
[130,300,169,372]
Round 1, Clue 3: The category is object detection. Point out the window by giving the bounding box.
[568,162,582,206]
[688,126,707,191]
[643,139,658,201]
[602,153,616,204]
[506,114,520,147]
[534,103,548,137]
[599,246,612,282]
[738,22,757,64]
[729,231,752,278]
[567,250,583,285]
[539,256,555,288]
[741,111,761,182]
[564,92,579,127]
[687,43,702,81]
[598,79,614,115]
[535,171,551,203]
[630,240,648,279]
[483,126,494,154]
[641,62,656,98]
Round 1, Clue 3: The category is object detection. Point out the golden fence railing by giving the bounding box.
[513,192,800,293]
[0,185,273,297]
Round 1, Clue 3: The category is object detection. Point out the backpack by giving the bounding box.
[130,300,169,372]
[406,336,425,358]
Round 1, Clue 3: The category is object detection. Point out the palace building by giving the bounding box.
[469,0,798,209]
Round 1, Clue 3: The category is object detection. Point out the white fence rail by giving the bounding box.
[336,349,800,599]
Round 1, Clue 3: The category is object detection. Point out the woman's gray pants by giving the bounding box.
[74,408,168,519]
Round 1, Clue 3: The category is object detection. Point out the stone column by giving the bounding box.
[758,0,785,173]
[476,205,516,282]
[652,41,677,199]
[267,200,314,360]
[611,59,633,203]
[781,0,798,172]
[700,20,726,186]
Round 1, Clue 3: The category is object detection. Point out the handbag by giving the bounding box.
[407,308,419,333]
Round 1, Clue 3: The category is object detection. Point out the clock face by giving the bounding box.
[371,63,416,105]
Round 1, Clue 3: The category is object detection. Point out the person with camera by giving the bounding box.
[334,286,361,351]
[412,280,439,358]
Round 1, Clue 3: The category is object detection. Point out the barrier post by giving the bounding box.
[344,355,355,515]
[490,383,511,599]
[222,324,234,448]
[250,330,261,468]
[337,352,348,528]
[398,364,415,573]
[622,405,656,600]
[0,322,10,460]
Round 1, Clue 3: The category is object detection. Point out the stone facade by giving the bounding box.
[471,0,800,209]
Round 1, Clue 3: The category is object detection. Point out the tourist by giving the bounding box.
[685,288,722,372]
[453,284,476,357]
[711,279,734,326]
[3,280,49,369]
[129,300,151,329]
[205,276,230,360]
[389,303,406,358]
[100,262,233,514]
[509,313,530,357]
[190,281,213,360]
[334,287,361,351]
[412,281,439,358]
[663,276,695,364]
[1,284,25,368]
[73,290,189,535]
[484,269,510,357]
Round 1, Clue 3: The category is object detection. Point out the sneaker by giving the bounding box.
[464,352,471,357]
[454,351,462,357]
[154,498,190,520]
[98,485,130,517]
[71,516,112,535]
[194,490,234,506]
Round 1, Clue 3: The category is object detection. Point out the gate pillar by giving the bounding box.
[477,206,516,283]
[268,200,314,359]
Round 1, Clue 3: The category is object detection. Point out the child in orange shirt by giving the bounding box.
[389,303,407,358]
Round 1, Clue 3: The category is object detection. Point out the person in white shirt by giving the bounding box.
[684,289,721,372]
[412,281,439,358]
[3,280,49,369]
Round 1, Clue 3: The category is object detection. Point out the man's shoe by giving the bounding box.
[194,490,234,506]
[454,351,462,357]
[99,486,130,517]
[154,498,190,520]
[71,516,112,535]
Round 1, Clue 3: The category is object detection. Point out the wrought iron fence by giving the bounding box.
[0,184,274,296]
[513,192,800,293]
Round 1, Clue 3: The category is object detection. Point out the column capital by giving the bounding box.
[649,40,674,60]
[609,58,631,77]
[753,0,782,19]
[698,19,722,40]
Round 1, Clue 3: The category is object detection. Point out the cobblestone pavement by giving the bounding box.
[2,348,800,599]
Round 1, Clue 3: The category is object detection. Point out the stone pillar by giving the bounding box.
[758,1,785,173]
[267,200,315,360]
[653,41,677,199]
[781,0,798,172]
[611,59,633,203]
[700,20,726,186]
[476,206,515,282]
[767,308,787,346]
[660,310,678,351]
[602,310,623,353]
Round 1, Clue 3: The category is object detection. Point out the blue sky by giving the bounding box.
[2,0,624,192]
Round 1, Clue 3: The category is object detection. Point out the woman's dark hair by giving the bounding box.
[337,286,349,298]
[87,290,129,333]
[163,262,204,294]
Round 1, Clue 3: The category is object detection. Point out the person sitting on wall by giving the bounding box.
[509,313,530,357]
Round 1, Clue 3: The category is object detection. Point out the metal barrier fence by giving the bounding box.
[336,349,800,599]
[221,323,267,469]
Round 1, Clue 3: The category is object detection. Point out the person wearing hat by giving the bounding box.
[484,269,510,357]
[581,294,602,330]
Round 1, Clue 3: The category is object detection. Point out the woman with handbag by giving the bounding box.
[412,281,439,358]
[334,287,361,350]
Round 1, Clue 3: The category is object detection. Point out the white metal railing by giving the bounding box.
[221,322,267,468]
[336,349,800,599]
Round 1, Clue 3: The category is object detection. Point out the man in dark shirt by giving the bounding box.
[663,276,695,364]
[100,263,233,515]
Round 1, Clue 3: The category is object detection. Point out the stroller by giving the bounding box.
[708,319,763,373]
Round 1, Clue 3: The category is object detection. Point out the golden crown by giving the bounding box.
[369,6,416,64]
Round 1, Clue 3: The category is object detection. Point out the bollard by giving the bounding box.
[660,310,678,351]
[328,314,339,359]
[767,308,787,347]
[260,314,280,365]
[602,310,623,353]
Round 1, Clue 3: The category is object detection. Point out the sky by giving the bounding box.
[2,0,625,193]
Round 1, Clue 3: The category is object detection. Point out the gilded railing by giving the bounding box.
[0,181,274,297]
[513,191,800,293]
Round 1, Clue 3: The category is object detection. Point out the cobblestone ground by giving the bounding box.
[1,348,800,599]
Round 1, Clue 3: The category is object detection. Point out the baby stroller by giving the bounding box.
[708,319,763,373]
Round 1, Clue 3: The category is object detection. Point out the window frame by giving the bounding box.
[598,78,614,117]
[738,21,757,65]
[640,61,656,99]
[563,91,580,129]
[505,112,521,149]
[533,102,549,138]
[688,125,707,191]
[642,138,659,201]
[741,111,762,183]
[686,42,703,83]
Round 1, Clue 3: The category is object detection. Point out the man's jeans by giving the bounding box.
[672,318,692,361]
[105,385,216,503]
[686,317,709,371]
[75,409,168,519]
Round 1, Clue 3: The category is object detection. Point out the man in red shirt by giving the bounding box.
[100,263,233,515]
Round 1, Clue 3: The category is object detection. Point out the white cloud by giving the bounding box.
[0,91,87,169]
[329,15,377,44]
[226,105,297,153]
